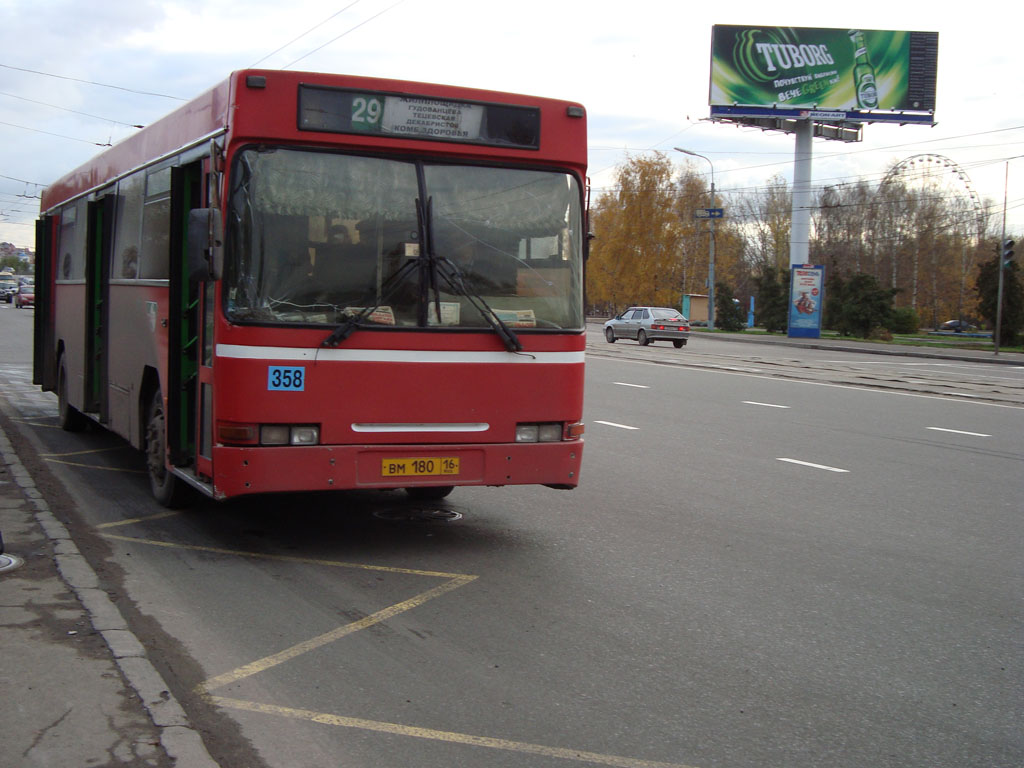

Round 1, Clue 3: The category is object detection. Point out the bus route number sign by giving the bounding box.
[381,457,460,477]
[351,95,384,132]
[268,366,305,391]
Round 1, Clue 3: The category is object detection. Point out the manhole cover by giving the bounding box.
[373,507,462,523]
[0,553,24,574]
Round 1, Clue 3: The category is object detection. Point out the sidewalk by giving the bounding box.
[0,404,217,766]
[587,320,1024,365]
[689,328,1024,365]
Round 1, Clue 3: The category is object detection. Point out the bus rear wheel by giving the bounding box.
[145,390,192,508]
[405,486,454,500]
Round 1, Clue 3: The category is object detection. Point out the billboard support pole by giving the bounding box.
[790,120,813,269]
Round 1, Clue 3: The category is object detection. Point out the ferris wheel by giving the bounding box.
[879,154,985,241]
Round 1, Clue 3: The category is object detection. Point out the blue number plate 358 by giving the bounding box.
[268,366,305,391]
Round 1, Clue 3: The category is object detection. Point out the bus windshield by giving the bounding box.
[225,146,583,332]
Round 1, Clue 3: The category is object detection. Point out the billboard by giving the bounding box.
[710,26,938,117]
[788,265,825,339]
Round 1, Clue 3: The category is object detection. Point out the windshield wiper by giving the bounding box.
[322,198,523,354]
[420,197,522,354]
[320,256,419,347]
[432,256,522,353]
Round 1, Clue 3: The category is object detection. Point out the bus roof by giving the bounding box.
[40,70,586,213]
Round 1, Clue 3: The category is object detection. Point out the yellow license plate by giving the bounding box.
[381,457,460,477]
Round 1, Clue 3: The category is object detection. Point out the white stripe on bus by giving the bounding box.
[216,344,585,364]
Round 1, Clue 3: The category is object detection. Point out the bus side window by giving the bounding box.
[57,201,87,281]
[113,173,144,280]
[140,166,172,279]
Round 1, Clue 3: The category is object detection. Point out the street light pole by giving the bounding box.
[675,147,715,330]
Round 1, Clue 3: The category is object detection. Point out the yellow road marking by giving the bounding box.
[100,533,700,768]
[96,511,182,529]
[43,458,146,473]
[39,447,132,457]
[210,696,699,768]
[200,574,475,692]
[99,534,469,579]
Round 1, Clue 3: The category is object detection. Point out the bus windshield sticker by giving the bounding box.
[268,366,305,391]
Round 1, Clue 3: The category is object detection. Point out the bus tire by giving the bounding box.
[405,486,454,500]
[57,354,88,432]
[145,390,192,508]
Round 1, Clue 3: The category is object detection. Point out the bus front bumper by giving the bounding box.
[210,440,583,499]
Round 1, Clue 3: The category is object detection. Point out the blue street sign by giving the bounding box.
[694,208,725,219]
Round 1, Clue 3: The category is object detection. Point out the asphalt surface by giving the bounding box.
[0,317,1021,767]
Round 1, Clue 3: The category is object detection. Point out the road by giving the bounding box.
[2,302,1022,768]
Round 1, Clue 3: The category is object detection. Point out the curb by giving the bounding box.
[688,330,1024,365]
[586,321,1024,366]
[0,416,220,768]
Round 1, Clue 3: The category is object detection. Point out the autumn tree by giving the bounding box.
[587,153,742,314]
[734,173,790,274]
[587,154,681,313]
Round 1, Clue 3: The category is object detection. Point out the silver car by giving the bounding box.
[604,306,691,348]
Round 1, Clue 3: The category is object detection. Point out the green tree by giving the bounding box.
[975,253,1023,345]
[714,281,747,331]
[754,266,788,333]
[831,273,897,338]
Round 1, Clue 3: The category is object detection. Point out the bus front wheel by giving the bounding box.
[145,390,191,508]
[405,486,454,500]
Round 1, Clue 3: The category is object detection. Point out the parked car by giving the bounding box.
[0,278,17,303]
[939,319,976,332]
[604,306,691,348]
[13,283,34,309]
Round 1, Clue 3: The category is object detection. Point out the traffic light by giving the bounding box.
[1003,238,1015,268]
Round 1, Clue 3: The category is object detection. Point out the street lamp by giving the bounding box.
[675,147,716,330]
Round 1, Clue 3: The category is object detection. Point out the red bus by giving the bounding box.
[35,70,587,506]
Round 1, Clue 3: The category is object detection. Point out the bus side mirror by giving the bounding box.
[188,208,224,282]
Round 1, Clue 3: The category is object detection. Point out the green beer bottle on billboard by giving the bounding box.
[848,30,879,109]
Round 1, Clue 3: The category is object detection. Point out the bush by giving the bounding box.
[887,306,920,334]
[714,282,747,332]
[831,273,897,338]
[754,267,788,333]
[868,327,893,341]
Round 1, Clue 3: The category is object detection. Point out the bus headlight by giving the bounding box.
[538,423,563,442]
[289,426,320,445]
[515,423,565,442]
[260,425,320,445]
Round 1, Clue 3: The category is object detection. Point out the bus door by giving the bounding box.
[34,216,57,391]
[167,162,204,474]
[85,194,113,421]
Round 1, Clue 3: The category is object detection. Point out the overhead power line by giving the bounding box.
[282,0,407,69]
[252,1,362,67]
[0,120,112,147]
[0,90,144,129]
[0,63,186,100]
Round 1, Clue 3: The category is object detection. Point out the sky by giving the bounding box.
[2,0,1022,251]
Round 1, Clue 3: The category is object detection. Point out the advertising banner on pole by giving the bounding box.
[788,265,825,339]
[710,26,938,118]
